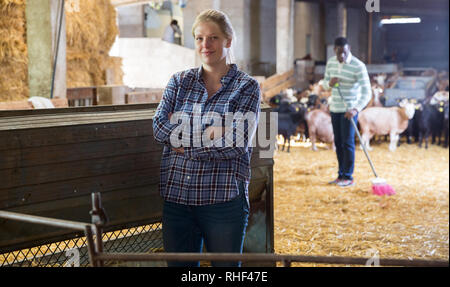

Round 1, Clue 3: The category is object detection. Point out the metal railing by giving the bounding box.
[0,193,105,267]
[1,192,448,267]
[93,252,448,267]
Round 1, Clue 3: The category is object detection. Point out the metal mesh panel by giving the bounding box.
[0,222,162,267]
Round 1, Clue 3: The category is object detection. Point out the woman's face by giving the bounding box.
[194,21,231,67]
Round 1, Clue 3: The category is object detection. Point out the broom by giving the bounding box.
[333,83,395,197]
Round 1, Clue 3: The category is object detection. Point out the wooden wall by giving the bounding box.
[0,104,274,257]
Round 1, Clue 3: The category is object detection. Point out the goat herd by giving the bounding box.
[268,71,450,153]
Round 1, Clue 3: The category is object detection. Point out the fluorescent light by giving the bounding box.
[381,17,421,25]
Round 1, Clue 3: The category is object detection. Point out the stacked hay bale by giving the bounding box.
[66,0,123,88]
[0,0,29,102]
[0,0,123,103]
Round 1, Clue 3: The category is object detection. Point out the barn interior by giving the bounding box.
[0,0,448,269]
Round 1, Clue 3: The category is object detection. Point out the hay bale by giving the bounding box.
[66,0,123,88]
[0,0,29,102]
[0,0,123,104]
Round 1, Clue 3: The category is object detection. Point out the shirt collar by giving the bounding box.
[337,52,353,65]
[345,52,352,64]
[197,64,238,85]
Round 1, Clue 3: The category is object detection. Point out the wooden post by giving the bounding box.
[26,0,66,99]
[368,12,373,64]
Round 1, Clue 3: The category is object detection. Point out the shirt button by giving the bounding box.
[187,176,191,180]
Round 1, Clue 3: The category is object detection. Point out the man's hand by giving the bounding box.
[345,108,358,120]
[329,77,340,88]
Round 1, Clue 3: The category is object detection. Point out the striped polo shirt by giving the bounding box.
[322,54,372,113]
[152,64,261,206]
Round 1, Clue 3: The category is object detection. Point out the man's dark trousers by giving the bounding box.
[330,112,358,181]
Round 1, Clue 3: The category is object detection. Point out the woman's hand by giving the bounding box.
[205,126,226,140]
[172,147,185,154]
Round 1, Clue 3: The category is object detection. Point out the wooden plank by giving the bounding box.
[0,114,154,131]
[0,148,268,192]
[0,98,68,110]
[248,166,270,202]
[0,151,162,190]
[125,90,163,104]
[67,87,97,106]
[0,101,33,110]
[0,118,270,152]
[1,161,268,208]
[51,98,69,108]
[0,110,156,130]
[253,76,266,86]
[0,168,161,209]
[0,103,159,118]
[260,69,294,91]
[0,110,154,126]
[1,163,268,210]
[97,85,131,105]
[0,135,161,169]
[0,137,271,170]
[262,78,296,100]
[0,105,268,128]
[0,120,154,151]
[250,151,275,168]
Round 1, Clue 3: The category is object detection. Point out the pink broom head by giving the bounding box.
[371,178,396,196]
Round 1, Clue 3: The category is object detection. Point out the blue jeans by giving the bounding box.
[330,112,358,181]
[162,181,249,267]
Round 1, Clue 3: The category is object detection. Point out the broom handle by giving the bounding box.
[334,84,379,178]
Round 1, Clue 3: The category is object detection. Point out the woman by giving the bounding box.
[152,9,261,267]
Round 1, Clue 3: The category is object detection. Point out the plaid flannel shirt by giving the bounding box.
[152,64,261,206]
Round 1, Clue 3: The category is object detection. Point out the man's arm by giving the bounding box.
[355,64,372,112]
[322,59,340,91]
[322,60,332,90]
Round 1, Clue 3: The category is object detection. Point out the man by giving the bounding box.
[322,37,371,187]
[162,19,182,44]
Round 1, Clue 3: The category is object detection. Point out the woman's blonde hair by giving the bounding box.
[191,9,236,64]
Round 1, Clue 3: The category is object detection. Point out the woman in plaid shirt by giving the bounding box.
[152,9,261,267]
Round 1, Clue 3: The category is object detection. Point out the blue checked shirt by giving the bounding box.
[152,64,261,206]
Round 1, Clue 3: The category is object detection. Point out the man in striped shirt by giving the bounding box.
[323,37,371,187]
